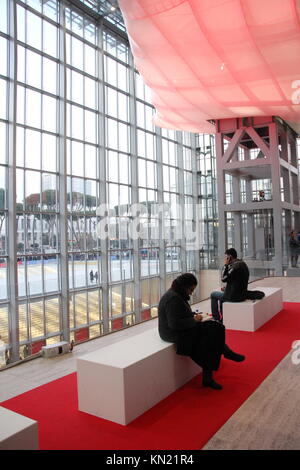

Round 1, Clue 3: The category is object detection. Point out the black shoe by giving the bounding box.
[202,370,223,390]
[224,350,245,362]
[223,344,245,362]
[202,379,223,390]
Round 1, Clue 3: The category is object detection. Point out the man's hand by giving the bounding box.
[224,255,231,265]
[194,313,203,322]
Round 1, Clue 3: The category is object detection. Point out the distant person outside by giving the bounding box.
[289,231,299,268]
[210,248,249,322]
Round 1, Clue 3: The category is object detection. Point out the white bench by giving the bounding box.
[223,286,283,332]
[77,328,200,425]
[0,407,38,450]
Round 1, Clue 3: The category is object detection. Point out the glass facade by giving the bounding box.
[196,134,218,268]
[0,0,200,368]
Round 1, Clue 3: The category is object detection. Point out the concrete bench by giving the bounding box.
[0,406,38,450]
[223,286,283,332]
[77,328,200,425]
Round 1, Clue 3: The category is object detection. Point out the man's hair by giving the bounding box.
[225,248,237,259]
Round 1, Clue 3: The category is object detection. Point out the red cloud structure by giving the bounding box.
[119,0,300,134]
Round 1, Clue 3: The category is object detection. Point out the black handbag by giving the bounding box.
[246,290,265,300]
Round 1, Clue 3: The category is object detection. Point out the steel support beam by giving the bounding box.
[7,0,19,363]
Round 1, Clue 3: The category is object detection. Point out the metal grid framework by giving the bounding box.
[0,0,200,367]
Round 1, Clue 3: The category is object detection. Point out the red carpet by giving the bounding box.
[2,302,300,450]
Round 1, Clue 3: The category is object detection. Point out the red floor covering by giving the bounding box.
[2,302,300,450]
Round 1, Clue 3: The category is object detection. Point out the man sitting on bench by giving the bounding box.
[211,248,249,323]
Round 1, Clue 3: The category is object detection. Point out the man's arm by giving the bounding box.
[221,262,239,283]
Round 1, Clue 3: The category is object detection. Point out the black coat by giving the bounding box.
[158,289,225,371]
[221,259,249,302]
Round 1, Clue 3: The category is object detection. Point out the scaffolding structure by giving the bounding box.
[215,116,299,276]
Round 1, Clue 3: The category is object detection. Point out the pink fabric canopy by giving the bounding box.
[118,0,300,134]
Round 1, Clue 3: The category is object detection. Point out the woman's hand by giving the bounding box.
[193,313,203,322]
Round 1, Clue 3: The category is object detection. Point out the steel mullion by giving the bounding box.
[58,1,70,343]
[7,0,20,362]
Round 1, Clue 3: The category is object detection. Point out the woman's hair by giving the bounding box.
[171,273,198,299]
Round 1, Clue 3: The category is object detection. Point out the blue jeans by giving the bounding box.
[210,291,224,323]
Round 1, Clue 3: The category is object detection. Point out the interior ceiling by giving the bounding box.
[118,0,300,135]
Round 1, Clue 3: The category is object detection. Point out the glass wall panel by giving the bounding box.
[1,0,198,368]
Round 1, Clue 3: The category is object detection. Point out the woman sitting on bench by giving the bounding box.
[158,273,245,390]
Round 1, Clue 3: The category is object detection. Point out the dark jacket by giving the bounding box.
[221,258,249,302]
[158,289,197,355]
[158,288,225,370]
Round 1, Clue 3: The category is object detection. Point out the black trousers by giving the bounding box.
[177,320,225,371]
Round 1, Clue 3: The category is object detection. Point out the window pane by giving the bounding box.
[45,298,60,336]
[43,58,57,94]
[17,5,25,42]
[117,63,128,91]
[42,134,57,172]
[85,110,96,143]
[43,21,58,58]
[72,37,83,70]
[27,0,42,13]
[17,85,25,124]
[84,44,96,76]
[29,299,44,338]
[0,0,7,34]
[0,259,7,300]
[85,77,96,109]
[27,50,42,89]
[107,119,117,149]
[88,290,101,322]
[27,11,42,50]
[75,292,87,326]
[71,70,84,105]
[105,57,117,86]
[74,255,86,288]
[43,0,58,21]
[107,87,117,118]
[0,123,7,165]
[71,141,84,176]
[0,79,7,120]
[26,129,41,170]
[44,255,58,292]
[43,95,57,132]
[108,151,118,182]
[25,170,40,210]
[42,176,57,211]
[27,258,43,296]
[0,37,7,76]
[26,89,42,128]
[85,145,97,179]
[118,92,128,121]
[71,105,83,140]
[119,123,128,152]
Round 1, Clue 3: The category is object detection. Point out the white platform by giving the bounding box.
[0,407,38,450]
[286,267,300,277]
[77,328,200,425]
[223,287,283,332]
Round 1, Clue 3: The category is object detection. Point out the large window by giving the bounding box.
[0,0,199,368]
